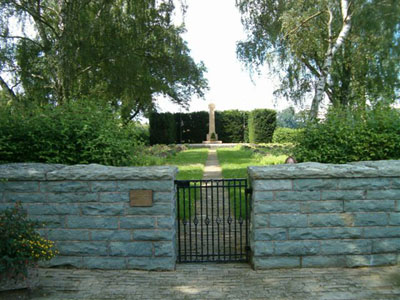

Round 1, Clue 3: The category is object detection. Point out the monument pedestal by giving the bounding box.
[202,140,222,144]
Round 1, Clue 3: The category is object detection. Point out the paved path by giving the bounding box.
[2,264,400,299]
[203,149,223,179]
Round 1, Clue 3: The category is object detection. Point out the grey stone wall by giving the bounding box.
[249,161,400,269]
[0,163,177,270]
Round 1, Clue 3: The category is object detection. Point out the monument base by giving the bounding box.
[202,141,223,144]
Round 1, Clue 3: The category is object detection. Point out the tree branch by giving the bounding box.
[0,75,18,102]
[0,34,43,48]
[285,10,325,39]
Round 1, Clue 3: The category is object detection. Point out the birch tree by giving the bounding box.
[237,0,400,119]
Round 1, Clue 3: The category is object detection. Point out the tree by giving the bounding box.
[277,107,306,128]
[236,0,400,119]
[0,0,208,120]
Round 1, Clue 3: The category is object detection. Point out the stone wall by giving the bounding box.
[0,163,177,270]
[249,161,400,269]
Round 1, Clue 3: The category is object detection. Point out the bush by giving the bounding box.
[248,109,277,143]
[149,112,176,145]
[0,202,58,276]
[272,127,304,144]
[215,110,248,143]
[295,106,400,163]
[0,101,143,166]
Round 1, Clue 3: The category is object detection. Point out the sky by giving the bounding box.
[157,0,291,114]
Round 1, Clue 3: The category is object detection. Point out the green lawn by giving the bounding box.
[217,145,290,178]
[164,148,209,180]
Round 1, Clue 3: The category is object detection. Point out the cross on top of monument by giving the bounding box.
[203,102,222,144]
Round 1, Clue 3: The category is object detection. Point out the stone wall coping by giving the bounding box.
[248,160,400,179]
[0,163,178,181]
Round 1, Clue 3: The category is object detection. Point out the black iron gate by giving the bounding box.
[175,179,251,263]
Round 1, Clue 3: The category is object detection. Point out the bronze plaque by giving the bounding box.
[129,190,153,207]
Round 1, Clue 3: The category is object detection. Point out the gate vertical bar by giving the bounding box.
[211,180,215,260]
[177,183,181,263]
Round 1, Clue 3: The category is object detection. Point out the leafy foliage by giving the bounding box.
[0,202,58,276]
[216,110,249,143]
[248,109,277,143]
[295,106,400,163]
[0,0,208,121]
[277,107,307,128]
[0,101,145,166]
[273,128,304,144]
[149,112,176,145]
[174,111,209,143]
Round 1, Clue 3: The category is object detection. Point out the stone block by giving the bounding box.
[254,201,300,213]
[56,241,108,255]
[120,217,156,229]
[289,228,362,240]
[5,193,44,203]
[157,217,174,229]
[320,240,371,255]
[91,181,118,192]
[253,180,292,191]
[254,241,274,256]
[29,215,65,228]
[91,230,132,241]
[81,203,125,216]
[275,191,320,201]
[389,213,400,225]
[254,228,286,241]
[372,238,400,253]
[344,200,395,212]
[302,256,346,267]
[293,179,337,191]
[363,227,400,238]
[125,203,173,216]
[0,203,14,211]
[83,257,126,269]
[274,241,320,256]
[253,256,300,269]
[154,242,174,256]
[41,181,90,193]
[67,216,118,229]
[254,214,269,228]
[40,256,83,268]
[99,192,128,203]
[47,229,90,241]
[322,190,364,201]
[253,191,274,201]
[154,192,174,203]
[3,182,39,192]
[353,212,388,226]
[25,203,80,215]
[109,242,152,256]
[300,201,343,213]
[338,178,391,190]
[308,214,347,227]
[392,178,400,188]
[346,254,398,267]
[367,189,400,200]
[270,214,307,228]
[117,180,174,192]
[47,192,98,203]
[127,257,175,271]
[133,230,172,241]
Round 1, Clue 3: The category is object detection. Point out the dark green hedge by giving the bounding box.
[216,110,248,143]
[248,109,277,143]
[149,112,176,145]
[295,106,400,163]
[175,111,208,143]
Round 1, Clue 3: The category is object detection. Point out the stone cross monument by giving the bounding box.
[204,103,222,144]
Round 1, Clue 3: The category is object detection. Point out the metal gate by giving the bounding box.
[175,179,251,263]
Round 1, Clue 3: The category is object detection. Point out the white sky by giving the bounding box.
[157,0,291,113]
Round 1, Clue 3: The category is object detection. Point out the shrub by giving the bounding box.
[215,110,248,143]
[0,202,58,276]
[0,101,143,166]
[272,127,304,144]
[248,109,277,143]
[295,106,400,163]
[149,112,176,145]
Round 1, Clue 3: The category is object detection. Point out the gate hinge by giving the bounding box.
[245,188,253,195]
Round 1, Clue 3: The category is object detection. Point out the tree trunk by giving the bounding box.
[310,0,351,120]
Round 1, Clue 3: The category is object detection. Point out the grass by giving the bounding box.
[164,148,209,180]
[217,145,291,179]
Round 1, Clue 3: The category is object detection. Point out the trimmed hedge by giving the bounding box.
[216,110,248,143]
[175,111,208,143]
[295,106,400,163]
[272,127,304,144]
[248,109,277,143]
[149,112,176,145]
